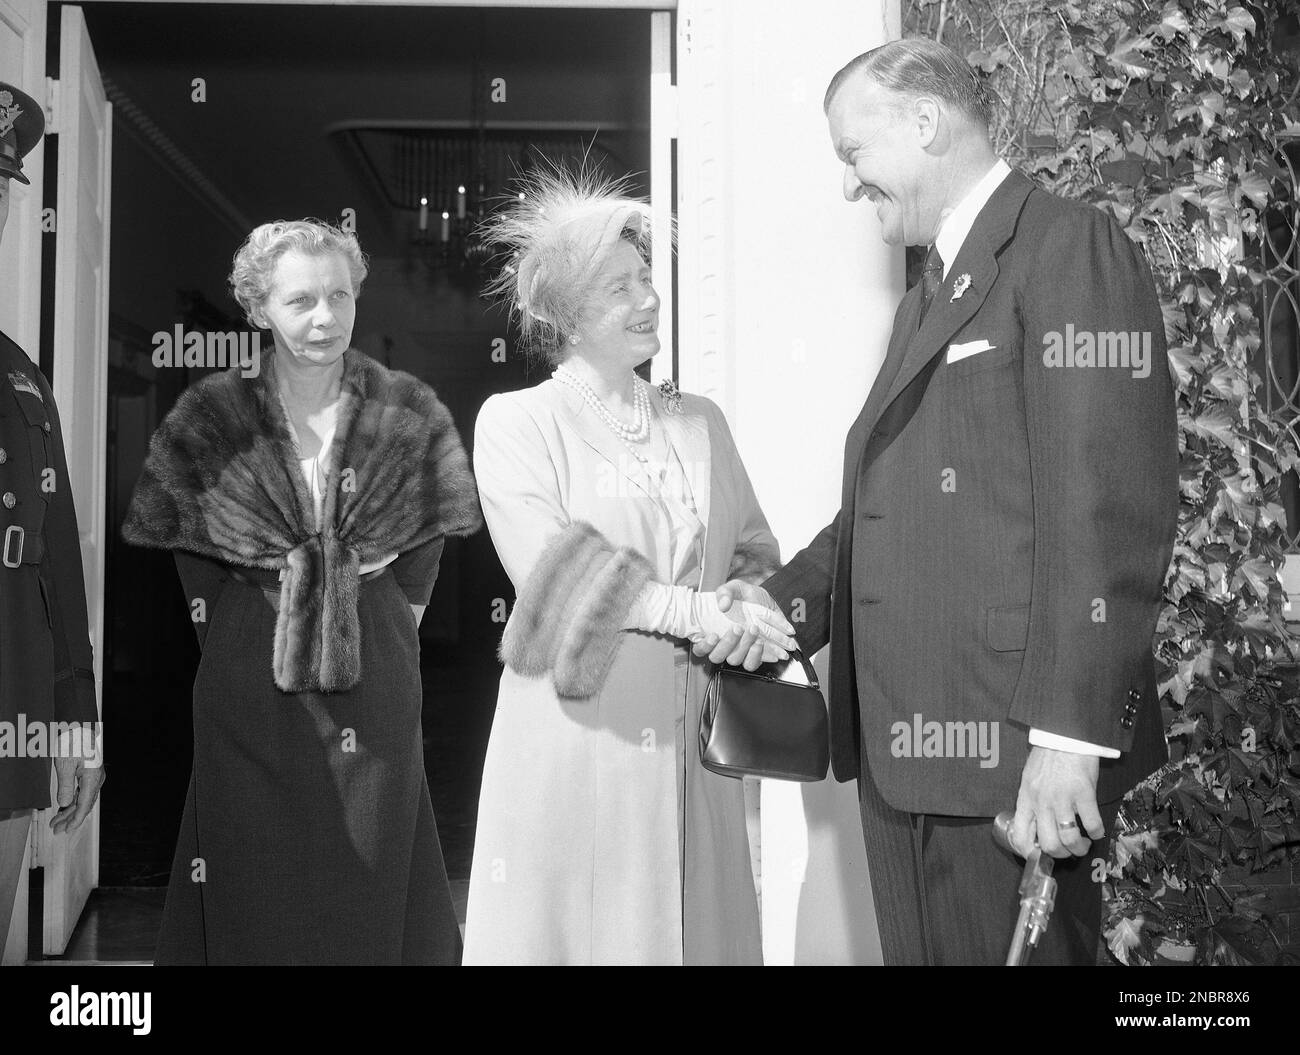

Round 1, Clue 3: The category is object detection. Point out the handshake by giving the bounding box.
[628,579,798,671]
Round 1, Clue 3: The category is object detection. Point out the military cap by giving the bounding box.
[0,82,45,186]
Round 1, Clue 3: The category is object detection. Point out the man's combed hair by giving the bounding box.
[230,219,368,328]
[478,162,657,367]
[825,38,994,129]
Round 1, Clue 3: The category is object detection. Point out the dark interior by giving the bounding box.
[77,1,651,893]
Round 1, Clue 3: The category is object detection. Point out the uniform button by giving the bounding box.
[1120,716,1134,729]
[1128,689,1141,702]
[2,492,14,509]
[42,422,51,433]
[0,448,6,463]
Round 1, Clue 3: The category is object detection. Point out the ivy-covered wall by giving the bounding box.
[904,0,1300,964]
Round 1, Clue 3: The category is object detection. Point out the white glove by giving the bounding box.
[625,582,795,660]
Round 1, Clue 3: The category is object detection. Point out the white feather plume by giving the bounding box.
[478,161,658,361]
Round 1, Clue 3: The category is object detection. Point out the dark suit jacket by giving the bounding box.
[0,329,98,809]
[766,170,1177,817]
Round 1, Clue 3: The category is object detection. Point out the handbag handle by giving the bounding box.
[787,648,820,691]
[720,646,820,691]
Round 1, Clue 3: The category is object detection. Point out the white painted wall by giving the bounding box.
[676,0,904,964]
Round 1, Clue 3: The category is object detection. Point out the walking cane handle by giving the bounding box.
[992,811,1058,965]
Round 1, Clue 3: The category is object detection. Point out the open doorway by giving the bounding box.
[62,0,653,960]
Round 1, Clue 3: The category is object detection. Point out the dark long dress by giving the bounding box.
[155,537,460,965]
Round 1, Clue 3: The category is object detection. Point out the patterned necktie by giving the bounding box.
[918,244,944,327]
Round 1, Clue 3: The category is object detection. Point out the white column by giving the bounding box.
[676,0,902,964]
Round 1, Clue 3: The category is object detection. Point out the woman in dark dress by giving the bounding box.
[123,219,480,964]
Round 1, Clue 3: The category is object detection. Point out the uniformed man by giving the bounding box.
[0,81,104,957]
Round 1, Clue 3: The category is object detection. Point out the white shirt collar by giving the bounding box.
[932,158,1012,278]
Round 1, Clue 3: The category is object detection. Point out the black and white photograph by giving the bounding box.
[0,0,1297,1026]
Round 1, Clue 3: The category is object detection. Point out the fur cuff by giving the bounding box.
[727,539,781,584]
[499,522,654,699]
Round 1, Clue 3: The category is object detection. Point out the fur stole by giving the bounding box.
[122,349,481,693]
[499,521,653,699]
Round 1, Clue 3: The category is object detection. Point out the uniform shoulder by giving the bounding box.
[0,329,29,369]
[0,331,48,385]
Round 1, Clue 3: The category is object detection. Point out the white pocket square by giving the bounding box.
[946,339,996,363]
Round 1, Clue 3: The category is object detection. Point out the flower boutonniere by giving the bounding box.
[658,378,684,414]
[950,273,972,302]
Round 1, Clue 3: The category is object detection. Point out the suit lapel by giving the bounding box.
[842,286,923,490]
[876,171,1036,416]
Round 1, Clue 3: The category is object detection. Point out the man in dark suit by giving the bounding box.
[699,40,1177,964]
[0,81,104,957]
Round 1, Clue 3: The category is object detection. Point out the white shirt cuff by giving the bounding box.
[58,722,102,768]
[1028,727,1120,759]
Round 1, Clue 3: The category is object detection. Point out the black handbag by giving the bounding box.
[699,650,829,782]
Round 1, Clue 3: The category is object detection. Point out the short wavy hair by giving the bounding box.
[825,38,994,129]
[229,218,368,327]
[478,163,657,367]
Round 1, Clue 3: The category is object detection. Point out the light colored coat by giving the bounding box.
[464,378,779,965]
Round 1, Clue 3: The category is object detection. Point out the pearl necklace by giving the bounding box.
[553,365,653,463]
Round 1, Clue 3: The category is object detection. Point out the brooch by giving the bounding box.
[950,274,972,302]
[658,378,684,414]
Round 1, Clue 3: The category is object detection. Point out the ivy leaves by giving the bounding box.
[905,0,1299,965]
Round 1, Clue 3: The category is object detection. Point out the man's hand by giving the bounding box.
[50,757,105,836]
[690,579,795,671]
[1011,746,1102,859]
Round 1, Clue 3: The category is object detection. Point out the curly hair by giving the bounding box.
[477,163,659,367]
[229,218,368,327]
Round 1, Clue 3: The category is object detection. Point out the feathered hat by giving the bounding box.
[479,162,656,358]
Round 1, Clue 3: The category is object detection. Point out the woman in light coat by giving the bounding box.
[464,170,795,965]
